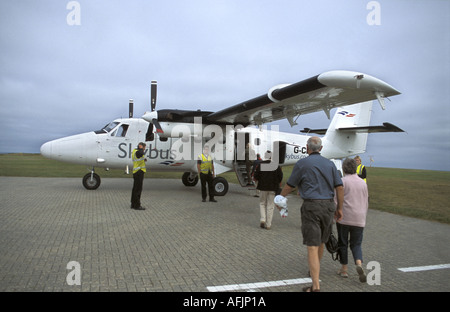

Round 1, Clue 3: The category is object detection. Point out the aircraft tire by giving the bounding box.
[212,177,228,196]
[182,172,198,186]
[82,173,101,190]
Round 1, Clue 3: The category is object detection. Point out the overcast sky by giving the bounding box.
[1,0,449,171]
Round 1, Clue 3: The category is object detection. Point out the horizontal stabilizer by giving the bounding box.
[337,122,404,133]
[301,122,404,135]
[300,128,327,135]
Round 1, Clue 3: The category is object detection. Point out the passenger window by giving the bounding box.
[115,124,129,137]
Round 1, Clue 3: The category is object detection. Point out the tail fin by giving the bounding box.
[322,101,373,158]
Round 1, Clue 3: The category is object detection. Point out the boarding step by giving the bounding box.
[233,162,255,187]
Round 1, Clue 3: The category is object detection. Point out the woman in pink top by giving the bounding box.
[336,158,369,283]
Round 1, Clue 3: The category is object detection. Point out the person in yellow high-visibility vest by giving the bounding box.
[354,156,367,183]
[131,142,147,210]
[197,145,217,203]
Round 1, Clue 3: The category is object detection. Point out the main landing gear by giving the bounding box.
[181,172,229,196]
[81,169,229,195]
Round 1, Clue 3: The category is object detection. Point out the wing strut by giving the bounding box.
[323,107,331,119]
[286,115,299,127]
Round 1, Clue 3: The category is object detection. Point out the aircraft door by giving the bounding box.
[234,131,250,163]
[232,131,255,186]
[273,141,286,165]
[102,123,131,166]
[111,124,130,143]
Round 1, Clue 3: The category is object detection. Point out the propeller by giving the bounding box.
[129,99,133,118]
[143,80,164,134]
[151,80,157,112]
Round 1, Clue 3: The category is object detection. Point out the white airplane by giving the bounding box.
[40,70,403,195]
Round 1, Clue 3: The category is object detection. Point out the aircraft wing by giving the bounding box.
[206,70,401,126]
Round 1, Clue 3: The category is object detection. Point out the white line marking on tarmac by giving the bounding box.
[398,263,450,272]
[206,277,313,292]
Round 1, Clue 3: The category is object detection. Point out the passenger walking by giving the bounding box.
[276,137,344,292]
[336,158,369,283]
[245,143,256,185]
[253,151,283,230]
[251,153,263,197]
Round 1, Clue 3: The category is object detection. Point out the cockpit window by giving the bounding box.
[95,122,119,134]
[114,124,129,137]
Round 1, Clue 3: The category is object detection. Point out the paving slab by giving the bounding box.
[0,177,449,292]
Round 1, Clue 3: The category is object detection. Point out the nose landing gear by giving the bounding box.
[82,167,101,190]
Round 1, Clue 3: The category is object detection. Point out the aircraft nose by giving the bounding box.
[40,141,52,158]
[39,132,98,165]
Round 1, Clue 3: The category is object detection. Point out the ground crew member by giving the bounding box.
[197,145,217,203]
[131,142,147,210]
[354,156,367,183]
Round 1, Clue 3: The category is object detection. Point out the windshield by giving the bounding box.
[95,121,119,134]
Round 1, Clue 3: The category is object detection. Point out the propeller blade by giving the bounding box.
[129,99,133,118]
[152,118,164,134]
[151,80,157,112]
[145,122,154,141]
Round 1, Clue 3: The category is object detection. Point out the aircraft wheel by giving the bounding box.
[213,177,228,196]
[182,172,198,186]
[82,173,101,190]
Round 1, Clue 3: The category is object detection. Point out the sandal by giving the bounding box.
[302,286,320,292]
[356,265,367,283]
[337,269,349,278]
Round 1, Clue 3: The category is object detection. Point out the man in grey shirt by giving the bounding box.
[277,136,344,292]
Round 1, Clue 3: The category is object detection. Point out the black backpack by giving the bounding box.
[325,224,341,261]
